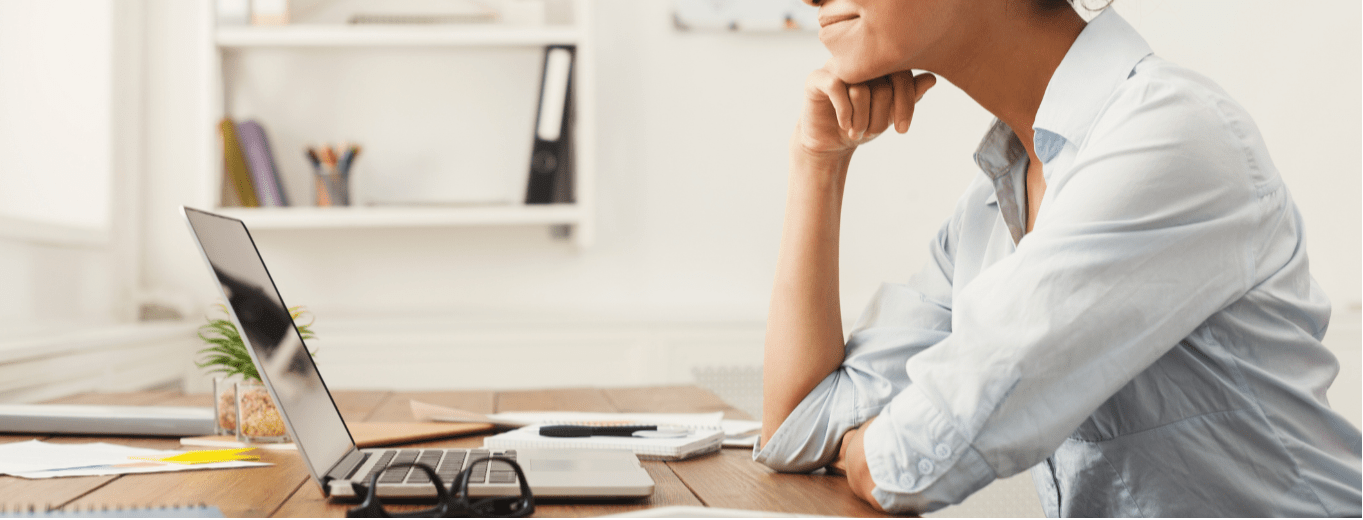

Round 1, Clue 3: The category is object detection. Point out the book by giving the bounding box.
[218,118,260,207]
[235,120,288,207]
[484,423,724,461]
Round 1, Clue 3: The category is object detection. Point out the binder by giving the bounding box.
[525,45,575,204]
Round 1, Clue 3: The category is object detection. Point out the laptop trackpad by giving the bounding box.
[512,449,653,497]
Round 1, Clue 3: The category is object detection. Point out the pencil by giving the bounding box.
[306,146,331,207]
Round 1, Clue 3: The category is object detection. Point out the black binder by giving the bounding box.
[526,45,575,204]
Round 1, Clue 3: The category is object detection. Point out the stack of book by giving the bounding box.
[218,118,288,208]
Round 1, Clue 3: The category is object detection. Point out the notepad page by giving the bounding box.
[482,424,725,461]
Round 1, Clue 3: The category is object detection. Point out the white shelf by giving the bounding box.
[203,0,597,246]
[215,204,582,229]
[216,24,581,47]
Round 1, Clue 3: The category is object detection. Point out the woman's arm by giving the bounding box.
[759,136,852,445]
[761,68,935,445]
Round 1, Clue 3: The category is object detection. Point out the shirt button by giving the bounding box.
[899,473,916,489]
[918,458,935,475]
[934,444,952,459]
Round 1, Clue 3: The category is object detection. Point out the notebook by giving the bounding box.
[484,424,723,461]
[0,504,223,518]
[410,403,763,449]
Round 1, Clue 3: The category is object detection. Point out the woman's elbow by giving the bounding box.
[755,455,829,474]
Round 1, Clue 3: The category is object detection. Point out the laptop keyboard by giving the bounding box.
[360,449,518,487]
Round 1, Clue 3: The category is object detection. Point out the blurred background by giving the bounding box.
[0,0,1357,514]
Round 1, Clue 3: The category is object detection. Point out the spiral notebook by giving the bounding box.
[0,504,222,517]
[483,424,725,461]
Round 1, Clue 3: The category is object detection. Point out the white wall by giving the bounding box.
[0,0,196,403]
[0,1,114,231]
[0,0,143,334]
[137,1,1359,406]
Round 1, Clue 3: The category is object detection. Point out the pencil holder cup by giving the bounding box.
[314,173,351,206]
[235,380,289,444]
[212,377,236,436]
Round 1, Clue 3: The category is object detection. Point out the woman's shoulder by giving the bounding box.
[1097,55,1252,140]
[1084,55,1280,189]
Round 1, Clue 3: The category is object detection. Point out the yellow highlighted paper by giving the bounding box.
[131,448,259,465]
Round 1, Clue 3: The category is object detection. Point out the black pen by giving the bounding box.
[538,425,688,438]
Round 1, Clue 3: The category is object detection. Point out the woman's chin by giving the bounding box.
[827,60,885,85]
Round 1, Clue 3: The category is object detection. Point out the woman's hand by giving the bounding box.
[795,67,937,159]
[832,417,883,511]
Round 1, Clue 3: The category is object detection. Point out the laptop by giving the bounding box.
[182,206,655,499]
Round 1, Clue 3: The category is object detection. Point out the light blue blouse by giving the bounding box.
[754,8,1362,517]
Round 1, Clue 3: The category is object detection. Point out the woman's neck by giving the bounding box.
[933,7,1086,160]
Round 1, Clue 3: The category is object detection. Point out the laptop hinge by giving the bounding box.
[322,449,368,497]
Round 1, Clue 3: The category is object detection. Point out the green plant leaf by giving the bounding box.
[196,300,318,382]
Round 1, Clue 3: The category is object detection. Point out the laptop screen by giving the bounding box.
[183,207,354,482]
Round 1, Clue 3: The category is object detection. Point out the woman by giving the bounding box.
[755,0,1362,516]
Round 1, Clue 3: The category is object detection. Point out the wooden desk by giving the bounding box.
[2,386,892,517]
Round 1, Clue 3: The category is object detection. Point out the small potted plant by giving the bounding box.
[196,303,317,443]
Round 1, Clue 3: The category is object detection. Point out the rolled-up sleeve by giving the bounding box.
[754,203,958,472]
[860,80,1261,512]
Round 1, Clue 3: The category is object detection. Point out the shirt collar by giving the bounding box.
[1032,8,1153,160]
[973,120,1030,242]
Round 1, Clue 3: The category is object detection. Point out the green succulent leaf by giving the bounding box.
[196,301,320,382]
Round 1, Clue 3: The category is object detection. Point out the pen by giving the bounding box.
[306,146,332,207]
[538,425,689,438]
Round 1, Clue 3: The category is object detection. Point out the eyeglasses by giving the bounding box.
[347,456,535,518]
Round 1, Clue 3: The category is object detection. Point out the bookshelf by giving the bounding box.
[215,25,582,47]
[201,2,595,247]
[213,204,581,229]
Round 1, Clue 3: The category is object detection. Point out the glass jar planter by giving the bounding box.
[213,377,237,436]
[235,380,289,443]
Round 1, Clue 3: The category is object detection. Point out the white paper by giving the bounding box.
[411,400,762,450]
[720,419,761,437]
[722,435,757,448]
[412,401,730,429]
[0,439,269,479]
[490,411,725,429]
[0,440,149,474]
[15,459,267,479]
[484,424,726,460]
